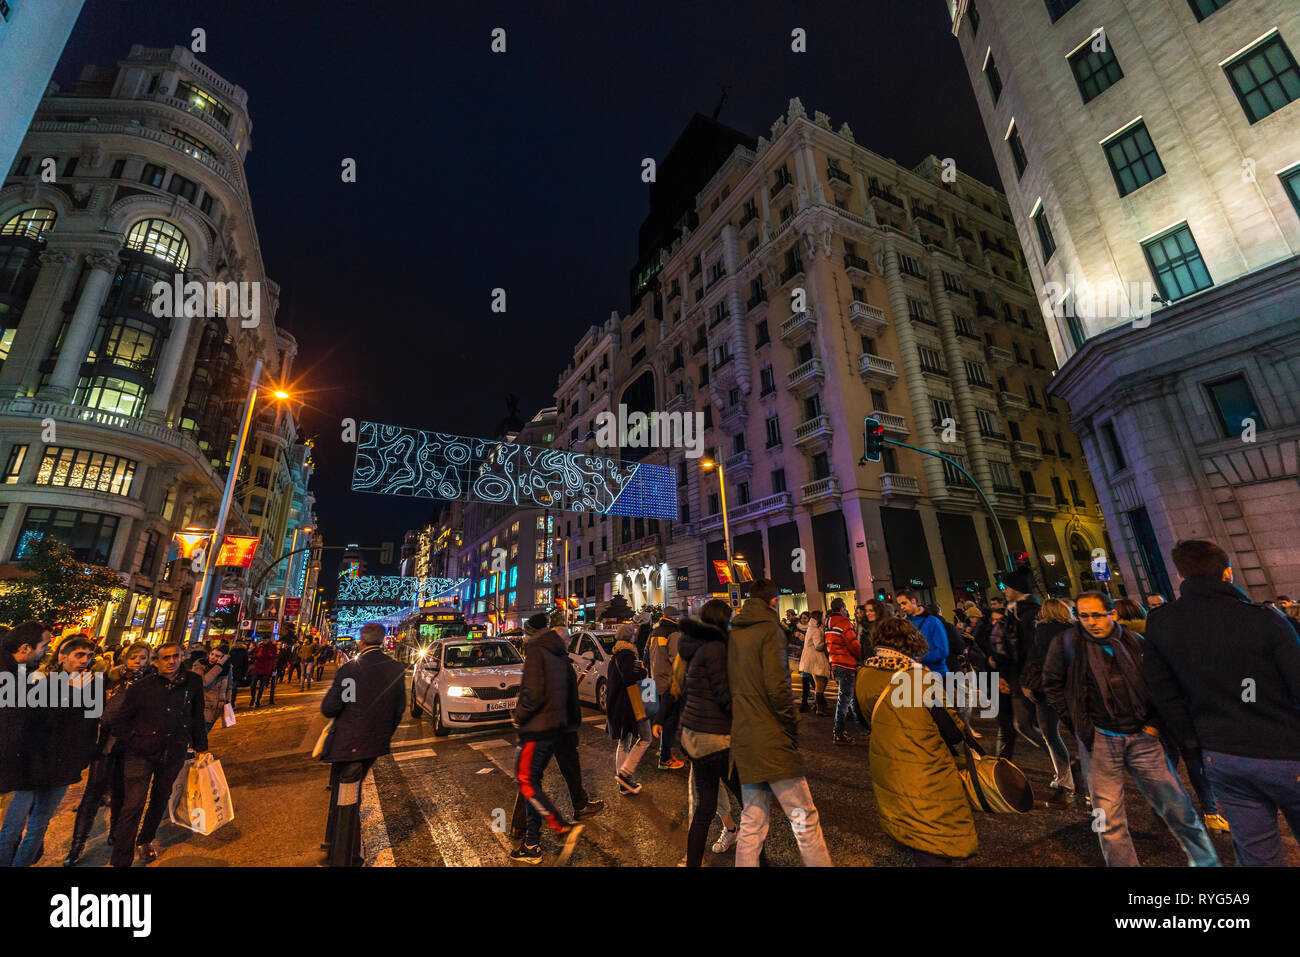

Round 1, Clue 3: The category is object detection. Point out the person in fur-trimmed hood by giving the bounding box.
[606,623,652,794]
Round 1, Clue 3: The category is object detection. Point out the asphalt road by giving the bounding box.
[365,663,1298,867]
[35,660,1298,868]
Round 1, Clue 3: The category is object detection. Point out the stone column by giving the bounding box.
[0,247,81,399]
[927,258,995,492]
[40,250,119,402]
[793,509,821,606]
[839,494,876,603]
[881,240,946,493]
[146,271,206,424]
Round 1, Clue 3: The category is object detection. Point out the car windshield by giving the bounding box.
[591,633,617,653]
[441,642,522,668]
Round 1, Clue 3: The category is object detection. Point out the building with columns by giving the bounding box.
[947,0,1300,599]
[555,103,1110,618]
[0,45,295,643]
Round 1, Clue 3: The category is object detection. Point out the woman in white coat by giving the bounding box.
[798,610,831,715]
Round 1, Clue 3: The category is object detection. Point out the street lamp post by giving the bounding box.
[701,446,734,585]
[276,524,312,637]
[189,358,262,646]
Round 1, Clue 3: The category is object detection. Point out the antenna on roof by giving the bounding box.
[711,84,730,121]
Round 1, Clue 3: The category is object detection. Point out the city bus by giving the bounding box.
[394,609,485,664]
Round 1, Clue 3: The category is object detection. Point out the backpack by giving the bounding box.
[927,612,966,672]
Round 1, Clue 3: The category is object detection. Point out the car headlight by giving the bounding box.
[446,686,477,698]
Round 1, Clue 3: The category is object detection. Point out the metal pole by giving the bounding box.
[715,446,734,582]
[189,358,262,646]
[882,438,1014,574]
[276,525,302,637]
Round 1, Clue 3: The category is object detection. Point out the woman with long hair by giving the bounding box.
[63,642,154,866]
[861,599,891,656]
[797,610,830,715]
[677,599,746,864]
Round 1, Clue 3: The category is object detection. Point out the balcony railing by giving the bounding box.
[779,311,816,343]
[800,475,841,504]
[779,260,805,285]
[868,410,908,435]
[879,473,921,497]
[725,450,753,475]
[849,300,888,335]
[826,166,851,184]
[787,357,825,393]
[998,391,1028,413]
[738,207,759,229]
[843,253,872,275]
[746,290,768,311]
[869,184,904,208]
[1025,493,1056,514]
[1011,440,1043,462]
[794,414,833,446]
[770,174,794,199]
[665,392,692,413]
[987,346,1014,367]
[691,492,793,534]
[858,353,898,383]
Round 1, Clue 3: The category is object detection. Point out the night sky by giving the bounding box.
[55,0,1000,589]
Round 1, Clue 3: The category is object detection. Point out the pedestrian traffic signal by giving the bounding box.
[861,417,885,463]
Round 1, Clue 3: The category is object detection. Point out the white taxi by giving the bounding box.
[409,638,524,735]
[566,630,619,711]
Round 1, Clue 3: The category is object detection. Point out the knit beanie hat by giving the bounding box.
[524,612,549,637]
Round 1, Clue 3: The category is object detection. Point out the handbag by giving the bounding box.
[223,702,237,728]
[928,704,1034,814]
[312,718,335,759]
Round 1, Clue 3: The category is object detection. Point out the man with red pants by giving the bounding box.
[510,612,584,865]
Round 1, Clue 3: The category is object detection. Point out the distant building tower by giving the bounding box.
[947,0,1300,599]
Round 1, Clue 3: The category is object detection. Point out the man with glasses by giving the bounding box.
[108,641,207,866]
[1043,591,1217,867]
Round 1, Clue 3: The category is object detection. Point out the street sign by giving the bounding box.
[727,583,742,610]
[1093,557,1112,581]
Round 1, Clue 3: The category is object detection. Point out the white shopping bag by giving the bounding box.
[223,703,236,728]
[168,752,235,835]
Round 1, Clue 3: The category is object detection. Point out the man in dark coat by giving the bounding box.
[226,638,249,706]
[0,635,97,867]
[510,612,584,864]
[319,622,405,866]
[645,608,685,769]
[1144,539,1300,866]
[1043,591,1217,868]
[994,566,1044,757]
[0,622,52,805]
[108,641,207,866]
[728,579,831,867]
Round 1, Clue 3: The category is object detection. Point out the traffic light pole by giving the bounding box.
[867,436,1015,577]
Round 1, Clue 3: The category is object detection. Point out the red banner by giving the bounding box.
[713,560,733,585]
[216,535,259,568]
[283,597,301,616]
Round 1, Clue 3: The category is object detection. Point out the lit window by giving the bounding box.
[1142,223,1212,301]
[1,208,57,240]
[1102,120,1166,196]
[1069,33,1124,103]
[35,446,137,496]
[1224,34,1300,124]
[125,219,190,270]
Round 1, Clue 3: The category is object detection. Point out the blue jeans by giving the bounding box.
[832,667,856,735]
[0,785,70,867]
[1203,750,1300,867]
[1079,730,1218,867]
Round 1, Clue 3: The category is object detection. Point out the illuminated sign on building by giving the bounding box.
[351,421,678,520]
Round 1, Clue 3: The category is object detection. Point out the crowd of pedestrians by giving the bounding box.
[0,624,338,868]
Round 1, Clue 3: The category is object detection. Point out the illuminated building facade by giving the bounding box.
[948,0,1300,598]
[0,45,293,642]
[556,102,1108,616]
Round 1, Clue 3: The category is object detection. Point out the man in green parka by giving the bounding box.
[728,578,832,866]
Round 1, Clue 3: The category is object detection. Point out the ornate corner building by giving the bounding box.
[948,0,1300,599]
[554,102,1112,617]
[0,45,306,642]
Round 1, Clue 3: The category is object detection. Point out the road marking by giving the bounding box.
[361,769,395,867]
[394,748,437,762]
[467,738,512,751]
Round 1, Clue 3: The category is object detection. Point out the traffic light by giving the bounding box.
[861,417,885,463]
[875,588,893,603]
[994,573,1006,592]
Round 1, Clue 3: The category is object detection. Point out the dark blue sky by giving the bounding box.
[55,0,999,584]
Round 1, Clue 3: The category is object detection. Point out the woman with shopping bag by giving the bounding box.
[606,623,653,795]
[191,645,233,734]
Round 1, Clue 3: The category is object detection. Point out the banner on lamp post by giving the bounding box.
[283,597,301,617]
[216,536,259,568]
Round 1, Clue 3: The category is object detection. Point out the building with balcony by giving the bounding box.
[554,101,1108,616]
[0,45,293,643]
[948,0,1300,599]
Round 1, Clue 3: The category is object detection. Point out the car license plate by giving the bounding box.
[487,700,515,711]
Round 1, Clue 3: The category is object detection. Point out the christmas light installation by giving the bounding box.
[351,421,678,520]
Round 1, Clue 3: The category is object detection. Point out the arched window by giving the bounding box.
[1,208,57,240]
[1070,533,1092,564]
[124,218,190,270]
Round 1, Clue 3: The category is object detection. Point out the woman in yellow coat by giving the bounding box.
[856,617,977,865]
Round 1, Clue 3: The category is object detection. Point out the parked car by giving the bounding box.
[409,638,524,735]
[566,630,618,711]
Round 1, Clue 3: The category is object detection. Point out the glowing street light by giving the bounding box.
[700,448,735,585]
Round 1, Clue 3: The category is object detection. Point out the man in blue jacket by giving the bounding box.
[1145,539,1300,866]
[896,589,949,676]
